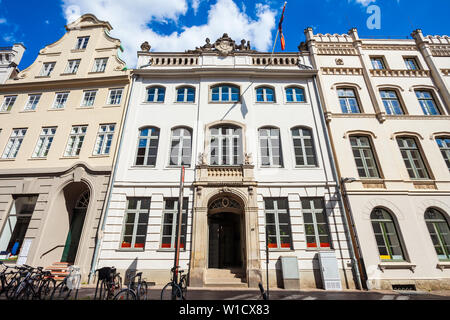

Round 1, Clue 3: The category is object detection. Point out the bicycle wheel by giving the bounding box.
[51,281,71,300]
[4,277,19,300]
[180,276,188,299]
[15,285,33,300]
[114,288,137,300]
[137,281,148,300]
[39,278,56,300]
[161,282,183,300]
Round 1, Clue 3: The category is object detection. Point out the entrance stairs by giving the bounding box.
[204,268,247,288]
[45,262,71,281]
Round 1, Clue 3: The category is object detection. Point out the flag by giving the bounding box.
[278,2,287,50]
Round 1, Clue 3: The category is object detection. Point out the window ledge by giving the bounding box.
[0,111,11,114]
[0,158,15,162]
[60,73,77,76]
[35,75,51,79]
[156,249,187,253]
[76,106,94,110]
[28,157,47,161]
[89,154,110,158]
[88,71,105,75]
[142,101,165,105]
[19,110,37,113]
[208,101,241,104]
[48,108,65,111]
[102,104,121,108]
[115,248,145,252]
[305,248,333,252]
[437,262,450,271]
[268,248,294,252]
[60,156,80,160]
[173,102,196,105]
[378,262,416,272]
[130,165,157,169]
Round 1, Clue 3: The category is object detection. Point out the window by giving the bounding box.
[210,126,243,165]
[176,87,195,103]
[32,127,56,158]
[2,128,27,159]
[259,127,283,167]
[161,198,188,249]
[64,125,87,157]
[256,87,275,102]
[146,86,165,103]
[53,92,69,109]
[302,198,332,249]
[24,94,41,111]
[292,127,316,166]
[211,85,240,102]
[436,137,450,171]
[0,196,37,259]
[370,57,386,70]
[64,59,81,74]
[81,90,97,107]
[120,198,150,249]
[397,137,429,179]
[0,96,17,112]
[92,58,108,73]
[39,62,55,77]
[338,88,361,113]
[108,88,123,105]
[75,36,90,50]
[380,90,403,115]
[350,136,380,178]
[404,57,419,70]
[93,124,115,155]
[264,198,292,249]
[415,90,440,115]
[135,127,160,166]
[169,127,192,166]
[285,87,305,102]
[424,208,450,261]
[371,208,405,261]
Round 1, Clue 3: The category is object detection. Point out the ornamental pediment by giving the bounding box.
[186,33,255,56]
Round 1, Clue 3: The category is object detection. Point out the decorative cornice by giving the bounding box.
[361,44,417,51]
[370,69,430,77]
[321,67,363,75]
[315,43,357,56]
[441,69,450,76]
[430,45,450,57]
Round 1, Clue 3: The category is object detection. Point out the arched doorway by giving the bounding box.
[207,196,245,270]
[61,188,90,263]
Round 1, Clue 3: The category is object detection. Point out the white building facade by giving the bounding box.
[0,44,25,84]
[95,35,357,289]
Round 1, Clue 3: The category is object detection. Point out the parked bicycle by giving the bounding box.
[94,266,122,300]
[160,266,187,300]
[8,265,56,300]
[51,265,81,300]
[0,262,22,299]
[114,271,148,300]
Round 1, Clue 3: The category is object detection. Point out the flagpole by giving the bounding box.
[269,1,286,65]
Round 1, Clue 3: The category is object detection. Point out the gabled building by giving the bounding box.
[0,14,130,281]
[0,43,25,84]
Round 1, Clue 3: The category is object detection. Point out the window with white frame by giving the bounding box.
[75,36,90,50]
[161,198,188,250]
[350,136,380,178]
[338,88,361,113]
[107,88,123,105]
[404,57,419,70]
[81,90,97,107]
[264,198,292,249]
[52,92,69,109]
[259,127,283,167]
[424,208,450,261]
[64,125,87,157]
[2,128,27,159]
[0,96,17,112]
[135,127,160,166]
[92,58,108,73]
[169,127,192,166]
[146,86,165,103]
[371,207,405,261]
[32,127,56,158]
[176,87,195,103]
[120,198,150,249]
[64,59,81,74]
[292,127,317,166]
[93,124,115,155]
[256,87,275,102]
[39,62,55,77]
[436,137,450,171]
[210,126,243,165]
[397,137,429,179]
[24,94,41,111]
[415,90,440,115]
[380,90,404,115]
[302,198,332,249]
[285,86,305,102]
[211,85,240,102]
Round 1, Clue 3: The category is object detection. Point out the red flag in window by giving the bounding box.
[278,2,287,50]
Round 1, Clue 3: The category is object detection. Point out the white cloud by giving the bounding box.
[0,18,7,24]
[353,0,377,6]
[61,0,276,67]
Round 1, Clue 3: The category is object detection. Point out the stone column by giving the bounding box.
[245,186,262,288]
[189,205,208,287]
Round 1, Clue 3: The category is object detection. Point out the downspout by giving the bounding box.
[88,72,136,283]
[311,75,365,290]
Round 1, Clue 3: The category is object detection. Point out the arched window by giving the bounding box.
[285,86,305,103]
[371,208,405,261]
[169,127,192,166]
[176,86,195,103]
[424,208,450,260]
[256,86,275,102]
[210,125,243,165]
[291,127,316,166]
[436,136,450,171]
[337,88,361,113]
[396,136,429,179]
[259,127,283,167]
[146,86,165,103]
[211,84,240,102]
[380,89,404,115]
[135,127,160,166]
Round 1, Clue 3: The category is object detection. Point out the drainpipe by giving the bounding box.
[88,73,136,283]
[311,76,364,290]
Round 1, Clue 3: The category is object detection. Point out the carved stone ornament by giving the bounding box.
[186,33,255,56]
[198,152,207,165]
[140,41,151,52]
[244,153,253,165]
[214,33,236,56]
[335,58,344,65]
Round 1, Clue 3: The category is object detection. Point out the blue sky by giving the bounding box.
[0,0,449,69]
